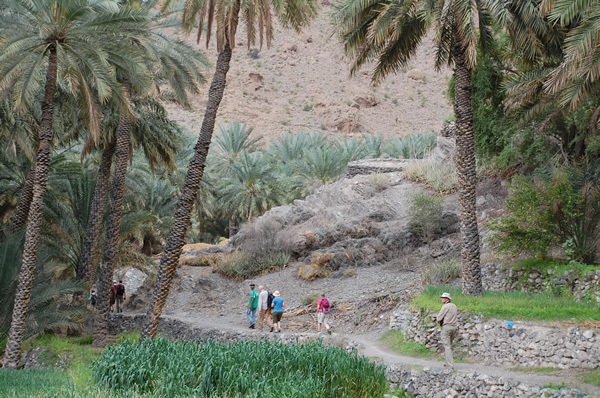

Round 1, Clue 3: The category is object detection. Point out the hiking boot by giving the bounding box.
[249,324,255,329]
[270,327,274,332]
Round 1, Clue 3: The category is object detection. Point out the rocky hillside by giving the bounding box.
[126,137,507,336]
[164,6,453,142]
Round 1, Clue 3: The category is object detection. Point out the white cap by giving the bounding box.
[440,292,452,300]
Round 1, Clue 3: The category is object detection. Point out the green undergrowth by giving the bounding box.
[380,329,433,358]
[93,337,388,398]
[512,258,597,274]
[582,369,600,387]
[412,286,600,321]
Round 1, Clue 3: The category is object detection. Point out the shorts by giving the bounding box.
[318,312,329,324]
[272,311,283,323]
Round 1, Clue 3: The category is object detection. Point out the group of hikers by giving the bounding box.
[246,284,458,369]
[86,280,126,313]
[246,283,332,334]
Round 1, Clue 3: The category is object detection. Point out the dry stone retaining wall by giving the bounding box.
[385,366,593,398]
[481,263,600,305]
[391,309,599,369]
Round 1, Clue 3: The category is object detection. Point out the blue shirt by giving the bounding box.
[272,297,284,312]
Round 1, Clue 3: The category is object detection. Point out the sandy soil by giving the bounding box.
[163,7,453,143]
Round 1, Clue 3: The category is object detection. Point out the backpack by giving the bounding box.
[320,298,330,313]
[266,291,274,308]
[116,284,125,296]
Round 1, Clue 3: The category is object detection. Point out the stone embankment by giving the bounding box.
[482,263,600,305]
[385,366,592,398]
[391,310,599,369]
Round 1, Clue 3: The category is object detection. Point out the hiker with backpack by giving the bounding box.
[271,290,284,333]
[115,280,126,313]
[316,293,332,334]
[257,285,273,332]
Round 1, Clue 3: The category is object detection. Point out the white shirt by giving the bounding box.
[258,290,269,310]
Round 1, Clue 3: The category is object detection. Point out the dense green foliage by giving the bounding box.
[408,192,444,243]
[94,338,388,397]
[488,163,600,263]
[413,286,600,321]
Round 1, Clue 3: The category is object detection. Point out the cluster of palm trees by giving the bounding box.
[333,0,600,296]
[0,0,208,366]
[1,0,598,372]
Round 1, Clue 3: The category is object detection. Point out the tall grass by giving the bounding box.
[93,338,388,398]
[412,286,600,321]
[380,330,432,358]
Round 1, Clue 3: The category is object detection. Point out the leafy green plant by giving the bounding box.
[488,163,600,263]
[408,192,444,243]
[93,338,388,397]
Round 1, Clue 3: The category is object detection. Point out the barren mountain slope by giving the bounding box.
[164,6,453,141]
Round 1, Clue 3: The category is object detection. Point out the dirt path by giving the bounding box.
[352,334,600,397]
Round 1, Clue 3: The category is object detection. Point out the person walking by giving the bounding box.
[316,293,332,334]
[271,291,284,333]
[115,280,126,313]
[435,292,459,369]
[257,285,272,332]
[246,283,258,329]
[110,280,117,312]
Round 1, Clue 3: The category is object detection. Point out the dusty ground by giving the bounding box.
[157,259,421,336]
[163,7,453,142]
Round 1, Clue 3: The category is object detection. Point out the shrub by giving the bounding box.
[366,173,391,192]
[408,192,444,243]
[93,338,388,397]
[421,258,462,285]
[297,253,334,280]
[247,48,260,59]
[488,163,600,263]
[403,159,457,194]
[214,251,290,280]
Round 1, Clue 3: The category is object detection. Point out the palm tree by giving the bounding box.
[217,151,283,234]
[141,0,319,339]
[543,0,600,111]
[91,2,208,347]
[0,0,143,368]
[333,0,494,295]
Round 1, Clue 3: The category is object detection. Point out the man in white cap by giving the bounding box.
[435,292,458,369]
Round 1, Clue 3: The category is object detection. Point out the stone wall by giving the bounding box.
[481,263,600,305]
[385,366,593,398]
[391,309,599,369]
[109,314,347,347]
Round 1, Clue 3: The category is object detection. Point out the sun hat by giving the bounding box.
[273,291,280,297]
[440,292,452,300]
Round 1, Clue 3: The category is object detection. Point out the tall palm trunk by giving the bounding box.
[8,164,35,232]
[142,42,232,339]
[78,141,116,286]
[92,101,132,348]
[453,39,482,295]
[3,47,58,368]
